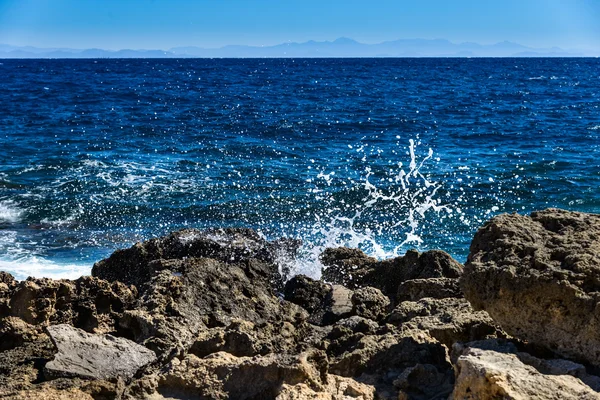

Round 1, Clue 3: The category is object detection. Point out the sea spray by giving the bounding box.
[291,139,453,279]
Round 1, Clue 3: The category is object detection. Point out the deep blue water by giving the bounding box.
[1,58,599,279]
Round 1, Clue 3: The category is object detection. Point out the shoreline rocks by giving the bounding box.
[462,208,600,367]
[1,208,599,398]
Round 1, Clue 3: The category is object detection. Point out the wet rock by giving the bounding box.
[44,324,156,380]
[92,228,300,289]
[351,287,390,321]
[388,298,499,348]
[462,208,600,366]
[451,342,600,400]
[322,248,462,297]
[397,278,462,302]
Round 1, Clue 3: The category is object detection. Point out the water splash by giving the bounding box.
[0,200,24,224]
[292,139,452,279]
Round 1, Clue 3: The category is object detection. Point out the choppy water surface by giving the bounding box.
[1,58,599,279]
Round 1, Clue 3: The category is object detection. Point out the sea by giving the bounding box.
[0,58,599,280]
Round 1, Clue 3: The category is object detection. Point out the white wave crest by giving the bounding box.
[0,200,24,223]
[0,257,91,281]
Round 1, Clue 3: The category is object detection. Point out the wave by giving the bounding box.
[0,200,24,223]
[0,256,91,281]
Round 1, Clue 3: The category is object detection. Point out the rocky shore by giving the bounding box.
[1,209,600,399]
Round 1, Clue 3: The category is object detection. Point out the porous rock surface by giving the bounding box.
[462,208,600,366]
[451,340,600,399]
[1,217,599,399]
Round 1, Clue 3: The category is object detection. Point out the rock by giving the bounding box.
[0,316,39,351]
[394,363,454,400]
[116,257,310,356]
[387,298,499,348]
[92,228,300,289]
[124,351,329,399]
[2,276,136,333]
[322,248,462,297]
[284,275,333,325]
[190,318,311,358]
[462,208,600,366]
[327,328,451,379]
[3,380,123,400]
[397,278,462,302]
[327,285,354,323]
[44,324,156,380]
[451,343,600,400]
[277,375,377,399]
[351,287,390,321]
[0,335,56,393]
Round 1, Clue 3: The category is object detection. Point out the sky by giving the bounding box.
[0,0,599,52]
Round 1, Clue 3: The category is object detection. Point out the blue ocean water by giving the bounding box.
[0,58,599,280]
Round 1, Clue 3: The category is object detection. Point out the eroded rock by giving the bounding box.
[462,208,600,366]
[388,298,499,348]
[451,343,600,400]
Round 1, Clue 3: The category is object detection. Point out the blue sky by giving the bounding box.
[0,0,599,51]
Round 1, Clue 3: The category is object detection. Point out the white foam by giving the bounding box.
[0,200,24,223]
[0,257,91,281]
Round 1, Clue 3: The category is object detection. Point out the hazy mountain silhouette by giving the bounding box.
[0,38,588,58]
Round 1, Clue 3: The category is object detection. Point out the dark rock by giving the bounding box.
[394,363,454,400]
[117,257,309,357]
[92,228,300,289]
[351,287,390,321]
[322,248,462,297]
[0,317,39,351]
[44,324,156,381]
[0,333,56,394]
[284,274,332,325]
[461,208,600,366]
[397,278,462,302]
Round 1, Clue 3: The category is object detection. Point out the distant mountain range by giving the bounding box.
[0,38,594,58]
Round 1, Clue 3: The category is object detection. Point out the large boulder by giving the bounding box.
[462,209,600,366]
[116,257,310,357]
